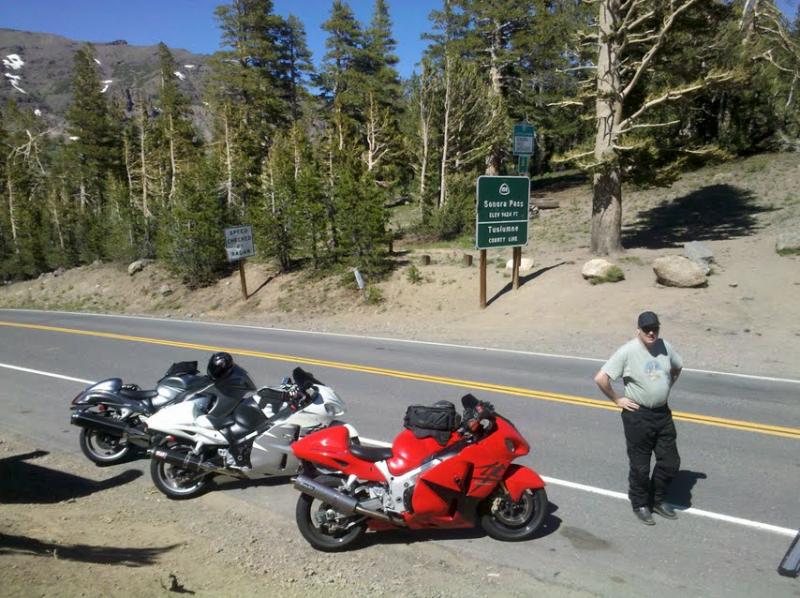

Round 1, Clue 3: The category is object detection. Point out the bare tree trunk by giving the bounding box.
[79,178,87,213]
[591,0,623,255]
[137,96,150,223]
[49,189,65,251]
[168,114,178,206]
[366,93,377,173]
[223,109,235,208]
[6,164,18,253]
[326,131,339,251]
[418,80,431,209]
[485,21,503,176]
[439,51,452,209]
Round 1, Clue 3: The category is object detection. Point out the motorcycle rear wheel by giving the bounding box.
[480,487,548,542]
[295,475,367,552]
[79,427,130,465]
[150,443,210,500]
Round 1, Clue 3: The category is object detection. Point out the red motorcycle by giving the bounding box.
[291,394,548,551]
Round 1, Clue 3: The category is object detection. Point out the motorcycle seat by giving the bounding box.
[120,388,159,401]
[349,442,393,463]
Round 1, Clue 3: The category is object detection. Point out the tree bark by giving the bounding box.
[439,50,452,209]
[591,0,623,255]
[223,108,235,208]
[6,163,18,253]
[168,113,177,206]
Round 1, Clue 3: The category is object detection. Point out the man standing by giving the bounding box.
[594,311,683,525]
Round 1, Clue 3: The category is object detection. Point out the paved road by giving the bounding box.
[1,309,798,596]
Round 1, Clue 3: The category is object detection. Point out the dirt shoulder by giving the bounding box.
[0,433,588,598]
[1,153,798,379]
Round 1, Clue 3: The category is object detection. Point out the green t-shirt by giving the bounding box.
[601,338,683,408]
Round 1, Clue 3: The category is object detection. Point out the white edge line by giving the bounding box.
[543,475,797,538]
[0,362,92,384]
[0,359,795,539]
[2,309,798,385]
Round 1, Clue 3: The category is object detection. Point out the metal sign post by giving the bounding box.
[224,225,256,301]
[511,122,535,292]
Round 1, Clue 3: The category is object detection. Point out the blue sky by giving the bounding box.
[2,0,798,79]
[1,0,439,79]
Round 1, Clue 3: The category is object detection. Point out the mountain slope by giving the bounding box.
[0,28,210,134]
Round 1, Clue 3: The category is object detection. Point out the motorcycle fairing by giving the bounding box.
[500,464,545,501]
[292,425,384,482]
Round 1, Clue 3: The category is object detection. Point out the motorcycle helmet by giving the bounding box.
[207,351,234,380]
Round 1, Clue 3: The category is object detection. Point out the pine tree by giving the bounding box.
[164,156,227,288]
[210,0,289,216]
[276,16,315,122]
[320,0,366,151]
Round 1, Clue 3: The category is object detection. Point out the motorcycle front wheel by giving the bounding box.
[150,442,210,500]
[295,475,367,552]
[480,487,548,542]
[79,427,130,465]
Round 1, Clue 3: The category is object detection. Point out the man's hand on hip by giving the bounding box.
[615,397,640,411]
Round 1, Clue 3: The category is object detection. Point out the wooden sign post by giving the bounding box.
[224,225,256,301]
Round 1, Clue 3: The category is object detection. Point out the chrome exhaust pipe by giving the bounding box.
[150,447,246,479]
[292,475,404,525]
[70,410,151,446]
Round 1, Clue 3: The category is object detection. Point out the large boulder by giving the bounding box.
[127,259,152,276]
[776,232,800,254]
[505,258,535,271]
[683,241,714,274]
[582,258,616,279]
[653,256,707,287]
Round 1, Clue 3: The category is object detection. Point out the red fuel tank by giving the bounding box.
[386,429,460,476]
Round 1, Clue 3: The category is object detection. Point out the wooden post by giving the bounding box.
[421,254,431,266]
[238,259,248,300]
[463,254,473,267]
[512,246,521,290]
[480,250,487,309]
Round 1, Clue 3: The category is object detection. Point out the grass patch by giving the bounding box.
[620,256,645,266]
[364,286,384,305]
[777,247,800,256]
[588,265,625,285]
[406,264,423,284]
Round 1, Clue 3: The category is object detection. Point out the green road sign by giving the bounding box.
[513,123,535,156]
[475,176,530,249]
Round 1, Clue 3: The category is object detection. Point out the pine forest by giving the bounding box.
[1,0,798,288]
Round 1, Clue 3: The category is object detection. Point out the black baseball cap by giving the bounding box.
[637,311,660,329]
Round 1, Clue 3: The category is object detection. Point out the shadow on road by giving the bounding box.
[666,470,708,508]
[622,185,776,249]
[0,532,181,567]
[0,450,142,504]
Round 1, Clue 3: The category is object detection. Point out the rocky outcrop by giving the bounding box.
[653,256,707,287]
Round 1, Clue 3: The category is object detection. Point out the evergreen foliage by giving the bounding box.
[1,0,798,284]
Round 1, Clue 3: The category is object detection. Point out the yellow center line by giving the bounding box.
[2,320,799,440]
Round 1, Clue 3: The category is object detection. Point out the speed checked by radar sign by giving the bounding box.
[475,176,530,249]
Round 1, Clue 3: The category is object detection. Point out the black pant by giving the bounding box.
[621,405,680,509]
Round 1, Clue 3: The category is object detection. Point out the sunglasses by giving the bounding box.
[642,326,660,335]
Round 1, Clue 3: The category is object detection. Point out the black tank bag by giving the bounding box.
[404,403,460,445]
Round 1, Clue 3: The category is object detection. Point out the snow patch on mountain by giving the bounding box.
[3,54,24,70]
[100,79,113,93]
[174,71,185,80]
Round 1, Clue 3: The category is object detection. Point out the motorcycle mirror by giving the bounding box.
[281,376,291,385]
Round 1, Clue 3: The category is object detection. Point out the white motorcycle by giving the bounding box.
[145,356,346,500]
